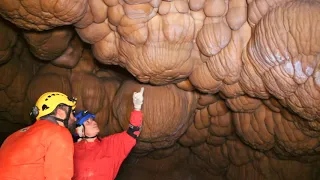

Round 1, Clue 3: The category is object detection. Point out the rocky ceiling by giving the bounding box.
[0,0,320,179]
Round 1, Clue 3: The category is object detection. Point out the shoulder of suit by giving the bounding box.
[35,120,71,138]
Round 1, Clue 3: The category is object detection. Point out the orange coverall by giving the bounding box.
[0,120,74,180]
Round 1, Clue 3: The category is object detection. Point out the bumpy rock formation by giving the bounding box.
[0,0,320,179]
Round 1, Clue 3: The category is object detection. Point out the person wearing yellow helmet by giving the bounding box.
[0,91,78,180]
[31,92,77,128]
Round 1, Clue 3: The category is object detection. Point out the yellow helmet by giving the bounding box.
[31,92,77,120]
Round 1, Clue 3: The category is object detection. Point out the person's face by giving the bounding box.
[83,118,100,137]
[68,112,76,126]
[67,112,77,134]
[55,106,76,128]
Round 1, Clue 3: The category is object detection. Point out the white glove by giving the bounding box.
[133,87,144,111]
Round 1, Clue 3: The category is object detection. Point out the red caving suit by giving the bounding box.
[73,110,142,180]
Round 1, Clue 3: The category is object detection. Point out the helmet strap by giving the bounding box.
[63,107,72,128]
[52,106,72,128]
[84,135,98,139]
[80,125,98,139]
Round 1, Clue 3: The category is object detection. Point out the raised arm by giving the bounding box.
[127,87,144,138]
[102,87,145,179]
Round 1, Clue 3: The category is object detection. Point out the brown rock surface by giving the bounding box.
[0,0,320,179]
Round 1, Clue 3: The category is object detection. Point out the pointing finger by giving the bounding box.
[139,87,144,95]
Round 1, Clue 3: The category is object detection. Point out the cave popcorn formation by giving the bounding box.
[0,0,320,179]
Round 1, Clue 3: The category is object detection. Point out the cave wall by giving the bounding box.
[0,0,320,179]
